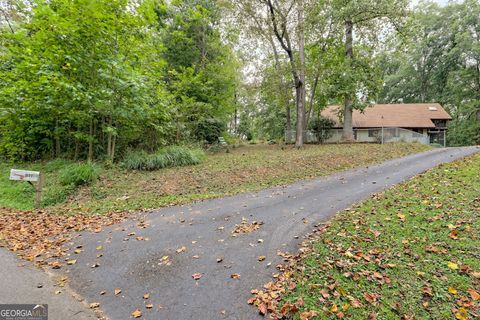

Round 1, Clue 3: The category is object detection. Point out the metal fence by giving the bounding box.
[285,127,444,145]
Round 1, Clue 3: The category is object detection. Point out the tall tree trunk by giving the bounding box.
[111,135,116,162]
[295,0,306,148]
[342,20,355,142]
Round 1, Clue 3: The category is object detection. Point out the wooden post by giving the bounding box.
[35,173,43,209]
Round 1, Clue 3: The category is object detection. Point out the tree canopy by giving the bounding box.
[0,0,478,161]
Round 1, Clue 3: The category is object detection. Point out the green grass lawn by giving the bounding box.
[269,153,479,320]
[0,143,431,215]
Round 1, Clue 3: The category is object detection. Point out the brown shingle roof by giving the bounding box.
[321,103,452,129]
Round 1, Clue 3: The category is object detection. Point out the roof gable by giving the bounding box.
[321,103,452,129]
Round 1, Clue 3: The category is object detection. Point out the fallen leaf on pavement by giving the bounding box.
[131,309,142,318]
[232,218,261,235]
[192,273,202,280]
[176,246,187,253]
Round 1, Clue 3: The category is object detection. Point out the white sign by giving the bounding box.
[9,169,40,182]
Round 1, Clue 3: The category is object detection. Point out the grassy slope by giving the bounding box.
[0,143,430,214]
[281,153,480,319]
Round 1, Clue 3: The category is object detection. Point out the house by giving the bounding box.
[320,103,452,145]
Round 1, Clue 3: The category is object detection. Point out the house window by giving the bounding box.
[368,129,379,137]
[388,128,399,137]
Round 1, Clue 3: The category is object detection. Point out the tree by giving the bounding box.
[261,0,307,147]
[379,0,480,146]
[333,0,409,141]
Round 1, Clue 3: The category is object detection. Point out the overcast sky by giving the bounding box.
[412,0,462,6]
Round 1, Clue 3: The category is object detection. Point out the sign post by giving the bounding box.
[9,169,43,209]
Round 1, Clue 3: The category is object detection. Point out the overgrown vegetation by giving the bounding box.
[0,159,98,209]
[1,0,477,164]
[59,163,98,187]
[0,0,237,162]
[0,143,430,212]
[121,146,205,171]
[379,1,480,146]
[264,153,480,319]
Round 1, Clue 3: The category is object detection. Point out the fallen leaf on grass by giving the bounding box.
[449,230,459,240]
[454,308,468,320]
[448,261,459,270]
[131,309,142,318]
[468,288,480,301]
[448,287,458,295]
[299,310,319,320]
[363,292,380,304]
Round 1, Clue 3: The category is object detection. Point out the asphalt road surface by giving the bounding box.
[0,249,97,320]
[6,146,479,320]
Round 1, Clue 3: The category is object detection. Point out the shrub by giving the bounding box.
[59,163,99,186]
[193,118,225,144]
[309,116,335,143]
[122,146,205,171]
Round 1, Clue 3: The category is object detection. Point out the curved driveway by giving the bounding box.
[56,146,479,320]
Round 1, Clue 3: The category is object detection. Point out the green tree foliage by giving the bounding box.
[0,0,238,161]
[379,0,480,146]
[157,0,238,143]
[308,116,335,143]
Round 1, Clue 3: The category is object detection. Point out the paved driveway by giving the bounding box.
[36,147,480,319]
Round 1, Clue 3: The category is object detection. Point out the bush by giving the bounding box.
[309,116,335,143]
[122,146,205,171]
[59,163,99,186]
[193,118,225,144]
